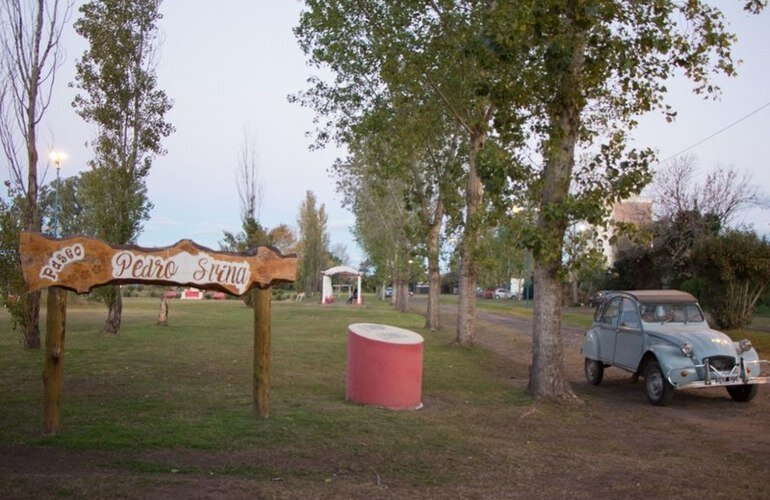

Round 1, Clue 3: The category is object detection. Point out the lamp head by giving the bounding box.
[49,151,67,168]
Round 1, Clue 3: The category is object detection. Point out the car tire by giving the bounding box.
[644,360,674,406]
[726,384,758,403]
[584,358,604,386]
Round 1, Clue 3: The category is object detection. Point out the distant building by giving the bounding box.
[602,197,653,266]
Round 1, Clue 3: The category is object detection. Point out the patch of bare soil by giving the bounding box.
[436,299,770,498]
[2,299,769,499]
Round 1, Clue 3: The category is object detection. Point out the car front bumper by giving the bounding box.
[666,359,770,389]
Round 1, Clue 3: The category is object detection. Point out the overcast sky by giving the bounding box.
[13,1,770,267]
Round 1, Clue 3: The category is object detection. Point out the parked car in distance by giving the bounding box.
[581,290,768,406]
[384,286,393,298]
[494,288,512,299]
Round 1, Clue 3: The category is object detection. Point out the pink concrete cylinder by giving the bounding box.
[346,323,424,410]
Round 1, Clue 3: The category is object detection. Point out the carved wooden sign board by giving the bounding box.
[20,232,297,295]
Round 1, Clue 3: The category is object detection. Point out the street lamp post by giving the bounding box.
[49,151,66,238]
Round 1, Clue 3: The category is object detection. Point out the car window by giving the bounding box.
[685,304,704,322]
[640,302,705,323]
[600,297,621,326]
[619,298,641,329]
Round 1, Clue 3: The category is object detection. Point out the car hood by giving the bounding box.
[645,324,737,359]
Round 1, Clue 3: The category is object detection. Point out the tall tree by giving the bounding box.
[0,0,73,348]
[72,0,173,333]
[236,128,264,226]
[332,96,462,325]
[487,0,763,399]
[295,1,515,343]
[296,190,330,296]
[337,152,418,313]
[221,130,268,256]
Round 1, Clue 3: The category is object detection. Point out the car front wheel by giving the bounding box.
[727,384,758,403]
[584,358,604,385]
[644,360,674,406]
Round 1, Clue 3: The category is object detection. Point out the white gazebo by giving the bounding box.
[321,266,363,305]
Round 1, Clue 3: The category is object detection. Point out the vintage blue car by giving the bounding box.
[581,290,768,406]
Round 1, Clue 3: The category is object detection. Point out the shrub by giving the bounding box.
[692,230,770,329]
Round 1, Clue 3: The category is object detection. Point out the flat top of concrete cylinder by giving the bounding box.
[348,323,424,345]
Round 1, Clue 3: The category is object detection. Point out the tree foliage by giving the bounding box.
[0,194,26,330]
[72,0,173,333]
[691,230,770,329]
[295,0,525,344]
[331,96,462,320]
[486,0,761,399]
[297,190,330,296]
[295,1,763,399]
[0,0,72,347]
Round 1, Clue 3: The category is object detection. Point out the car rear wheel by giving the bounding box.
[644,360,674,406]
[584,358,604,385]
[726,384,758,403]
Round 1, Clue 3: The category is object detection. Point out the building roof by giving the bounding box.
[322,265,362,277]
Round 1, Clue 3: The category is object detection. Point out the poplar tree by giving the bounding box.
[487,0,764,398]
[297,190,330,296]
[296,0,764,401]
[295,1,511,344]
[72,0,173,333]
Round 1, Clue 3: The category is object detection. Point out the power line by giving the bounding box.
[659,100,770,164]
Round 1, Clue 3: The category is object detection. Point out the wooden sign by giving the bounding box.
[19,232,296,296]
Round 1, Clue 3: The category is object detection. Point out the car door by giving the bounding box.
[596,296,621,362]
[612,298,644,370]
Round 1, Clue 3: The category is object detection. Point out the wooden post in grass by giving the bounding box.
[253,287,271,418]
[43,287,67,435]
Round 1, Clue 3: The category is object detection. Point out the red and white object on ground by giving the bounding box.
[345,323,424,410]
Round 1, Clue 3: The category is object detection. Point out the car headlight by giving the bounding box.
[681,341,693,357]
[738,339,753,353]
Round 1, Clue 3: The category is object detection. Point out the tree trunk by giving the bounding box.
[425,247,441,331]
[425,198,444,331]
[528,15,585,400]
[394,277,410,313]
[455,132,484,346]
[103,285,122,334]
[21,2,44,349]
[157,296,168,326]
[529,263,575,399]
[571,276,579,305]
[22,291,41,348]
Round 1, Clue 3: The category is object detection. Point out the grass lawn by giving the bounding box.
[0,295,529,496]
[2,293,769,498]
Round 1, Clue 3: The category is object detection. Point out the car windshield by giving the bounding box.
[639,302,704,324]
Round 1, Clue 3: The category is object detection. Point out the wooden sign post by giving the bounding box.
[253,288,271,417]
[43,287,67,435]
[19,232,296,432]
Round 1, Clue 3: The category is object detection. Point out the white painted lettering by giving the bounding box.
[39,243,85,282]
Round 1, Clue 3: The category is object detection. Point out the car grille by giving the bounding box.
[705,356,735,371]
